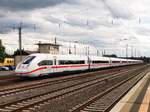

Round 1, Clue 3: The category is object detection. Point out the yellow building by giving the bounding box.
[0,58,14,66]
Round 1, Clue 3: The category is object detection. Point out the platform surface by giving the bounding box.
[110,70,150,112]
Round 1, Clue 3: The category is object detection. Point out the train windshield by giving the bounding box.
[22,56,36,64]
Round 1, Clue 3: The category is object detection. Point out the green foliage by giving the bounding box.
[13,49,29,56]
[0,46,6,62]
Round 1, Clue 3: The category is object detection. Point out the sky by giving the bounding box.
[0,0,150,57]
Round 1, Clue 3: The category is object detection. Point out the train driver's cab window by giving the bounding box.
[38,60,53,66]
[23,56,36,64]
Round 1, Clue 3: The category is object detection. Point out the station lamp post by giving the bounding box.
[18,23,23,61]
[74,44,76,55]
[126,44,128,58]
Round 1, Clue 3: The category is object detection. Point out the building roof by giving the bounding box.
[13,50,38,56]
[36,43,60,46]
[25,50,39,54]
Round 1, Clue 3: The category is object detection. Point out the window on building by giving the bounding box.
[38,60,53,66]
[59,60,85,65]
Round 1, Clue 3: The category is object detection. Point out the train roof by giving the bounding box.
[29,53,142,62]
[30,53,87,60]
[89,56,110,60]
[109,57,122,61]
[56,55,87,60]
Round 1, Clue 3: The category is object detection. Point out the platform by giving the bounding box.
[110,70,150,112]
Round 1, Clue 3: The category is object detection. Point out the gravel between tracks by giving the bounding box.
[0,66,138,107]
[30,66,148,112]
[0,64,142,91]
[0,64,148,112]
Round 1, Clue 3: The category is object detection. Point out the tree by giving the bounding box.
[0,46,6,62]
[13,49,29,56]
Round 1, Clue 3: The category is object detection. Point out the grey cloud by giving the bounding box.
[65,19,87,28]
[45,15,64,24]
[0,18,17,33]
[0,13,5,17]
[0,0,77,11]
[0,16,36,33]
[135,26,150,36]
[45,15,89,28]
[102,0,133,19]
[49,16,102,29]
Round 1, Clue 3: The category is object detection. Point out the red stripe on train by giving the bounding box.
[16,66,47,75]
[16,64,110,75]
[51,64,89,68]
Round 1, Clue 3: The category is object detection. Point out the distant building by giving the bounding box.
[14,41,60,66]
[37,42,60,54]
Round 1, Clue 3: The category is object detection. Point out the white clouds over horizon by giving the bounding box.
[0,0,150,56]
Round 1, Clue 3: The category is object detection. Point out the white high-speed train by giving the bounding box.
[15,53,143,77]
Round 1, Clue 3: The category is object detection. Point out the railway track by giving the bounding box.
[0,77,21,86]
[70,67,150,112]
[0,68,118,90]
[0,64,140,94]
[0,65,148,112]
[0,66,126,88]
[30,65,149,112]
[0,67,138,110]
[0,66,139,97]
[0,64,143,90]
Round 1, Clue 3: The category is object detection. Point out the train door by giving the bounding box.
[88,56,91,70]
[52,56,57,73]
[109,58,112,67]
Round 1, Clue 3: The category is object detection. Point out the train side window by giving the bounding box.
[59,60,85,65]
[112,61,120,63]
[38,60,53,66]
[87,57,91,64]
[92,61,109,64]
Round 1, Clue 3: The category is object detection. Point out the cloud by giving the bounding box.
[134,25,150,37]
[0,0,78,11]
[0,0,150,56]
[102,0,133,19]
